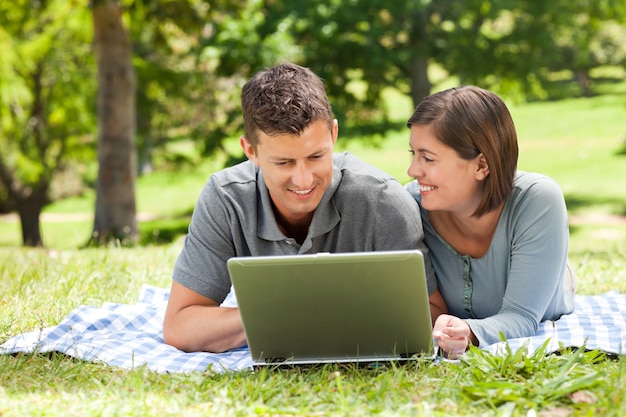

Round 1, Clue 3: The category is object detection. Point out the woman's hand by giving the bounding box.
[432,314,476,359]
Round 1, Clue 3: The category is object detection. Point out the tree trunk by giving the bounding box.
[17,185,48,247]
[409,54,432,109]
[0,160,48,247]
[91,0,137,245]
[575,68,592,97]
[408,9,432,108]
[0,59,55,247]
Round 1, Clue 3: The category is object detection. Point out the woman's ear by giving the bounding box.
[475,153,490,180]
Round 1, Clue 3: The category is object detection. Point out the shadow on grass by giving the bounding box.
[538,76,626,101]
[565,194,626,213]
[566,193,626,240]
[138,209,193,246]
[616,141,626,157]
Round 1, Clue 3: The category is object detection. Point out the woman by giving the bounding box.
[405,86,576,358]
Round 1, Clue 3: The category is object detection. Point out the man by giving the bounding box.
[163,63,444,353]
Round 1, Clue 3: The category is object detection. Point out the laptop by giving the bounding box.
[227,250,434,368]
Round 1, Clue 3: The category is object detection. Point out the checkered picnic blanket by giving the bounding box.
[1,285,252,373]
[2,285,625,373]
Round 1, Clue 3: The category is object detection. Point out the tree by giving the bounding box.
[546,0,626,96]
[125,0,212,173]
[209,0,626,124]
[209,0,525,130]
[115,0,253,169]
[0,0,95,247]
[191,0,297,158]
[90,0,137,245]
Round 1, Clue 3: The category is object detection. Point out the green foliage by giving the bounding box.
[458,340,607,411]
[0,0,96,201]
[193,0,301,157]
[200,0,626,140]
[258,0,432,126]
[1,0,626,246]
[4,0,625,204]
[105,0,626,166]
[124,0,221,170]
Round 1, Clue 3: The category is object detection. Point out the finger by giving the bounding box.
[439,335,468,358]
[442,327,470,339]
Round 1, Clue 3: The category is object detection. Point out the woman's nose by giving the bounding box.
[407,158,421,179]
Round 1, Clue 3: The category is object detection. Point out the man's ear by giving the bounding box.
[240,136,257,164]
[475,153,490,180]
[331,119,339,145]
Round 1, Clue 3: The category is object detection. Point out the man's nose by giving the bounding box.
[292,162,314,187]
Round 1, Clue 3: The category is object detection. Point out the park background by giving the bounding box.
[1,1,626,416]
[1,0,625,249]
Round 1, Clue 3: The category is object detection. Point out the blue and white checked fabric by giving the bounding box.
[1,285,253,373]
[2,285,625,373]
[485,290,626,356]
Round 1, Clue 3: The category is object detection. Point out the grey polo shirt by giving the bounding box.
[173,152,435,303]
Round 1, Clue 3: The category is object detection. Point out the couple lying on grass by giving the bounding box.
[162,63,575,358]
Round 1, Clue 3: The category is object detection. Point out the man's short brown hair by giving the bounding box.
[241,63,334,149]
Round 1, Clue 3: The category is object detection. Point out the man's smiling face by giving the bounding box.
[241,119,338,228]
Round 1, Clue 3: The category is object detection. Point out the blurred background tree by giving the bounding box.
[0,0,95,246]
[0,0,624,246]
[91,0,137,246]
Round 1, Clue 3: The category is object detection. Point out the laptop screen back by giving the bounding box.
[227,250,433,365]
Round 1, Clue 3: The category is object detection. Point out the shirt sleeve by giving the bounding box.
[465,175,570,346]
[171,176,236,303]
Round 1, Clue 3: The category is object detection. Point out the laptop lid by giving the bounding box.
[227,250,433,367]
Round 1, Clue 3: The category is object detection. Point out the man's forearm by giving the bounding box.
[163,305,247,353]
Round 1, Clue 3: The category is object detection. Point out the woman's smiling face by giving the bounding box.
[407,124,486,215]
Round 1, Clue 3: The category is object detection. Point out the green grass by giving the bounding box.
[1,245,625,415]
[1,349,622,416]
